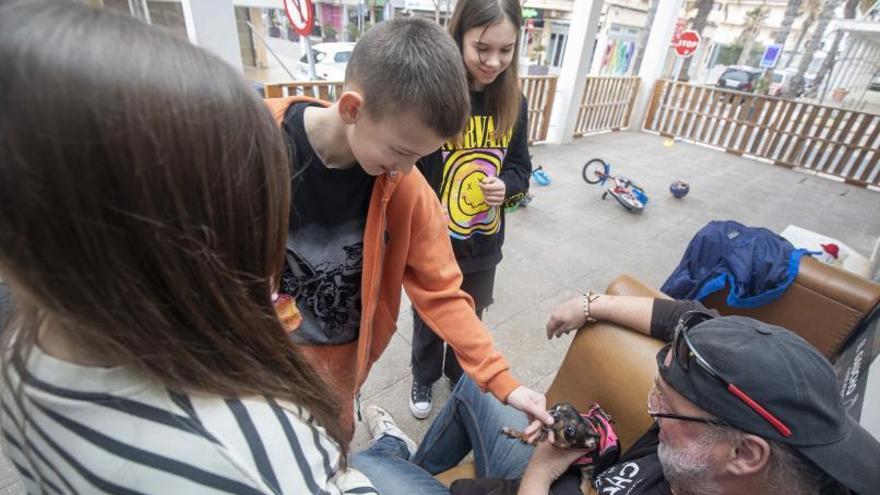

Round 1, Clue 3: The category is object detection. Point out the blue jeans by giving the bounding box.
[351,377,534,494]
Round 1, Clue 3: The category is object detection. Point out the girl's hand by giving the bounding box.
[479,176,506,206]
[545,296,586,339]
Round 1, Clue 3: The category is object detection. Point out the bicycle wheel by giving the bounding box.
[582,159,607,184]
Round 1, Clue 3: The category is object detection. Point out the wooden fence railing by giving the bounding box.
[644,80,880,187]
[265,76,558,143]
[264,81,344,101]
[519,75,557,143]
[574,76,640,136]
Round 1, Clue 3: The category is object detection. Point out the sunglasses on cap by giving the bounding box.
[647,380,729,427]
[666,311,792,438]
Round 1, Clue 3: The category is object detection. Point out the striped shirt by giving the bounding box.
[1,344,377,494]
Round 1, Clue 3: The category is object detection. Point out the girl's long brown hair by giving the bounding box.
[447,0,523,141]
[0,0,347,457]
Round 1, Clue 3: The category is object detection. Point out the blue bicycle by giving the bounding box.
[582,158,648,213]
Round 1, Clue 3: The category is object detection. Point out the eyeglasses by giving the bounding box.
[647,381,729,427]
[668,311,792,438]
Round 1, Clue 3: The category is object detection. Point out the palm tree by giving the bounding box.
[632,0,660,73]
[785,0,840,97]
[785,0,822,68]
[678,0,715,81]
[761,0,804,94]
[811,0,860,97]
[736,3,770,66]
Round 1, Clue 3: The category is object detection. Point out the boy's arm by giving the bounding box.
[401,181,518,401]
[498,97,532,208]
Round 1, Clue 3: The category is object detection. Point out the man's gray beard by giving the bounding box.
[658,431,723,495]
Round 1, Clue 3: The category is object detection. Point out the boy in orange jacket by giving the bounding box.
[267,18,551,440]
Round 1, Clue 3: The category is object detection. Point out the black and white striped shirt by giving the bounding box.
[1,345,377,494]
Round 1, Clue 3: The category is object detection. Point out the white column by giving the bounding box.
[628,0,685,130]
[181,0,244,72]
[545,0,603,144]
[342,4,350,40]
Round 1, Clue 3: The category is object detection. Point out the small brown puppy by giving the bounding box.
[502,402,600,449]
[502,402,618,494]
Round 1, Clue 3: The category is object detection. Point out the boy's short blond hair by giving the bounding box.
[345,18,470,139]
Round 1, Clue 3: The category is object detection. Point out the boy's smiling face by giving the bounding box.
[339,91,446,176]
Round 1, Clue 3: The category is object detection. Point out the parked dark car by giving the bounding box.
[716,66,762,93]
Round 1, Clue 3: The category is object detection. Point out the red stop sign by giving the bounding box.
[675,30,701,58]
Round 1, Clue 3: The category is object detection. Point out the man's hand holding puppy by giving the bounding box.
[519,432,590,495]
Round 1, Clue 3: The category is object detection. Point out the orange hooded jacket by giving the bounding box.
[266,97,519,435]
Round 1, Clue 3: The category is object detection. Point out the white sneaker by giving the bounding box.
[409,380,433,419]
[364,405,418,457]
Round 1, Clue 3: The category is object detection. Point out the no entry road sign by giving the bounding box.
[284,0,314,36]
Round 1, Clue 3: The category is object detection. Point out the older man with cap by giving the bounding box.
[354,295,879,495]
[530,294,879,494]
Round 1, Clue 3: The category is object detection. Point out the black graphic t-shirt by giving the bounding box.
[417,91,531,273]
[591,425,669,495]
[279,102,375,346]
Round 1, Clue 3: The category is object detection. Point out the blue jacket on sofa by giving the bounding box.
[661,220,813,308]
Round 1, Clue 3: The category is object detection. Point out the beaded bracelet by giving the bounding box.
[583,291,600,324]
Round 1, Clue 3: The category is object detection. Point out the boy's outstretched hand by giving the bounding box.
[506,385,554,441]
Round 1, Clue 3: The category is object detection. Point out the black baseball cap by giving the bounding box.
[657,315,880,495]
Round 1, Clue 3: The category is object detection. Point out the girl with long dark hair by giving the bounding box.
[0,1,373,492]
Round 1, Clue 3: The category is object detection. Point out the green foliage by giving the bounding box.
[717,44,743,66]
[754,73,771,94]
[743,48,765,66]
[346,23,361,40]
[736,4,770,44]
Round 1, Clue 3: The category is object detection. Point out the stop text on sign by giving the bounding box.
[674,30,701,58]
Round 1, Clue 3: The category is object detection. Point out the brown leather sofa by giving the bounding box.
[435,257,880,486]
